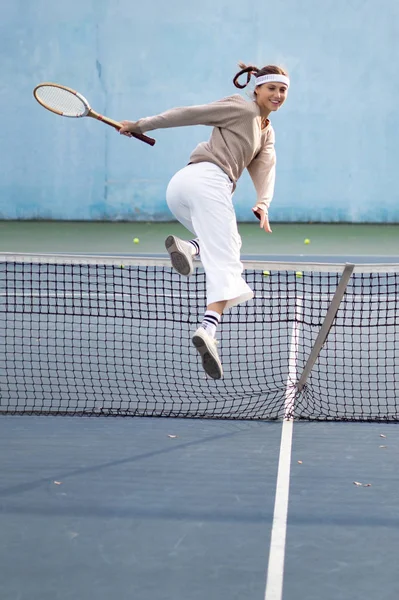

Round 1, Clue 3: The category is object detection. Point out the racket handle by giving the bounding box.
[88,110,156,146]
[130,132,156,146]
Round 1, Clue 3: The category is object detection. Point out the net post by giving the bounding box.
[296,263,355,393]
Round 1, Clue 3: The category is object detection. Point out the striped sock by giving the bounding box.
[201,310,221,338]
[188,239,200,256]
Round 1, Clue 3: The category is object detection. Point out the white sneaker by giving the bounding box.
[165,235,194,276]
[192,327,223,380]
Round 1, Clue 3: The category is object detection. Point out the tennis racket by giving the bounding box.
[33,83,156,146]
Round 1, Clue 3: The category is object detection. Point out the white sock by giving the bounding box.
[188,239,200,256]
[200,310,221,338]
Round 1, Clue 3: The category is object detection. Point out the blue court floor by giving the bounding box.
[1,416,398,600]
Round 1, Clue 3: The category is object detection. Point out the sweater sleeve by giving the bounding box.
[131,95,248,133]
[246,126,276,214]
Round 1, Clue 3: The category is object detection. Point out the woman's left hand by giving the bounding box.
[252,207,272,233]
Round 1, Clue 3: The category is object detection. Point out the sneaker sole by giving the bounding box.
[165,235,193,276]
[192,335,223,380]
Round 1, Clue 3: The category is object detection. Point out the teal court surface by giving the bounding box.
[0,221,399,600]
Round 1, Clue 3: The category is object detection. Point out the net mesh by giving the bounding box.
[35,85,87,117]
[0,254,398,421]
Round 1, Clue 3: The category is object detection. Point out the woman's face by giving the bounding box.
[255,82,288,113]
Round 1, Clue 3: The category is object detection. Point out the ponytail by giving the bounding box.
[233,62,260,89]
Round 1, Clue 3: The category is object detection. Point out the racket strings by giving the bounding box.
[35,86,87,117]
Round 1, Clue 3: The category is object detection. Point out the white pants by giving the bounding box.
[166,162,254,310]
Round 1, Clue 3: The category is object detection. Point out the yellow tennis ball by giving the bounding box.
[263,270,270,276]
[133,238,140,244]
[304,238,310,245]
[296,271,303,278]
[119,264,125,269]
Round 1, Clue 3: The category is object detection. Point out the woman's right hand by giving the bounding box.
[119,120,140,137]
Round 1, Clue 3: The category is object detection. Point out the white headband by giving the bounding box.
[255,74,290,88]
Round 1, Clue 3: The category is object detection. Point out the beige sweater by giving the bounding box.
[133,94,276,213]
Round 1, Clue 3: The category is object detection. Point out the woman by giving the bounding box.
[120,62,289,380]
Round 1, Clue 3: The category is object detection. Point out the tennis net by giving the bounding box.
[0,253,398,421]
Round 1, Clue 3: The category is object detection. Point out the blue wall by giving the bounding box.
[1,0,399,222]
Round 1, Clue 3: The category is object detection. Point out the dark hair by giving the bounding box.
[233,61,289,89]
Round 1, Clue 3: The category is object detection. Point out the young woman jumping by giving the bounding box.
[120,62,289,380]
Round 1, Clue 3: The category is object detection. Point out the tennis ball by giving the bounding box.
[119,264,125,269]
[296,271,303,278]
[263,270,270,276]
[304,238,310,245]
[133,237,140,244]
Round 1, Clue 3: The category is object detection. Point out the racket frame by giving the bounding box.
[33,82,155,146]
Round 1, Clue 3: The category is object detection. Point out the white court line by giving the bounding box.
[264,299,301,600]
